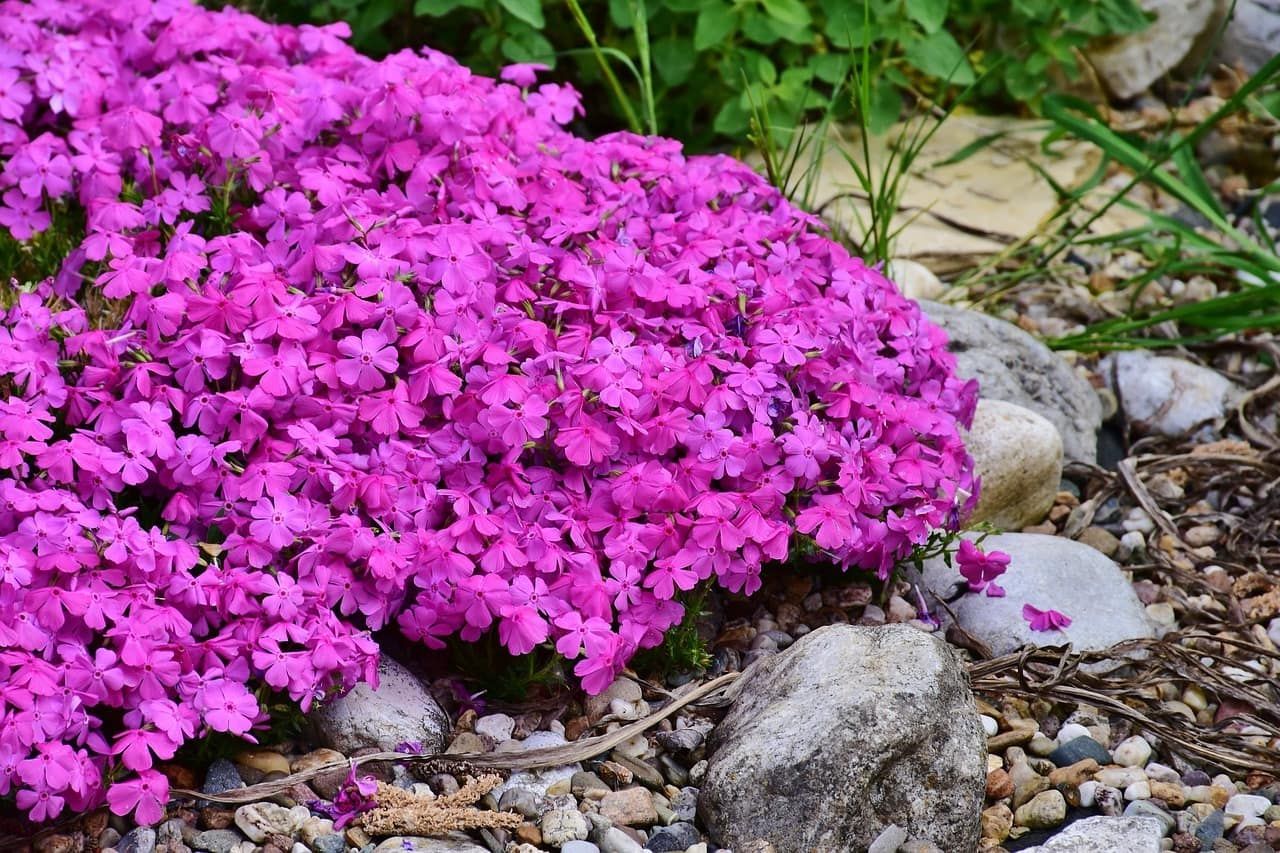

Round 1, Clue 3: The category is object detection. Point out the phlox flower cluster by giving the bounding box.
[0,0,980,824]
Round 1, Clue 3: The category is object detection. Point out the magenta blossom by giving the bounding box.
[956,540,1009,598]
[1022,604,1072,632]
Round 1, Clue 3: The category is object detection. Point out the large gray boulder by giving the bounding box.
[921,533,1153,656]
[312,656,450,755]
[1023,816,1164,852]
[920,301,1101,464]
[699,624,985,853]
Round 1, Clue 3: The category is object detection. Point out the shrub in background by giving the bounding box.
[227,0,1152,149]
[0,0,979,826]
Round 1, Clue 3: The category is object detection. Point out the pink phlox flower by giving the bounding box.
[1022,604,1072,632]
[956,540,1009,597]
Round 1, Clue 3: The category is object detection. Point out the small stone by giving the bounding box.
[119,828,157,853]
[1125,779,1152,801]
[290,749,349,800]
[201,760,245,798]
[1078,780,1099,808]
[1014,789,1066,829]
[200,808,236,831]
[1096,785,1125,817]
[596,826,644,853]
[371,837,486,853]
[34,834,80,853]
[670,787,697,822]
[980,715,999,737]
[1144,763,1180,784]
[1032,815,1167,851]
[311,836,345,853]
[1049,758,1099,789]
[888,258,945,301]
[446,732,487,754]
[1056,723,1093,745]
[1103,350,1238,436]
[559,842,599,853]
[1113,735,1154,767]
[499,788,547,819]
[474,714,516,742]
[981,803,1013,842]
[964,400,1063,529]
[513,824,541,847]
[1124,800,1176,836]
[654,728,704,754]
[571,771,610,799]
[597,761,634,788]
[644,823,701,853]
[1096,767,1148,789]
[540,809,590,846]
[1028,733,1058,757]
[1225,793,1271,819]
[190,832,241,853]
[1078,527,1121,557]
[234,750,292,777]
[986,768,1014,800]
[312,656,451,755]
[234,804,309,844]
[585,678,643,723]
[1149,780,1186,807]
[599,787,658,827]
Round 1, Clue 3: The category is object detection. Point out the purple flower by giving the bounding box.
[956,540,1009,598]
[1022,604,1072,632]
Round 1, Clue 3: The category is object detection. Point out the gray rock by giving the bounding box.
[1085,0,1217,97]
[498,787,547,819]
[699,624,985,852]
[671,787,698,822]
[1022,816,1165,852]
[541,809,591,846]
[919,301,1101,463]
[1122,801,1176,837]
[1102,350,1238,437]
[1049,736,1113,767]
[1194,809,1226,848]
[312,655,450,755]
[371,837,487,853]
[560,842,601,853]
[201,759,245,797]
[889,258,945,301]
[868,824,909,853]
[190,831,242,853]
[921,532,1153,656]
[491,731,580,801]
[310,836,346,853]
[964,399,1063,530]
[1212,0,1280,74]
[120,828,157,853]
[234,803,309,843]
[645,823,702,853]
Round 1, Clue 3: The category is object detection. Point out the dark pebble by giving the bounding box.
[1183,770,1212,787]
[313,834,347,853]
[200,759,244,797]
[1048,736,1112,768]
[189,830,241,853]
[645,823,701,853]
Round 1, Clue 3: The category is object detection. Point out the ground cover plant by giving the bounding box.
[224,0,1152,150]
[0,0,987,826]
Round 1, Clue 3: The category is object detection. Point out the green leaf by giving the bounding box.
[652,36,697,86]
[694,2,737,50]
[904,0,947,34]
[713,96,750,135]
[902,30,975,85]
[498,0,545,29]
[866,77,900,134]
[808,52,849,84]
[761,0,811,30]
[500,28,555,63]
[741,10,783,45]
[413,0,485,14]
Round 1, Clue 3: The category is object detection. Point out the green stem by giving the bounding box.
[564,0,644,134]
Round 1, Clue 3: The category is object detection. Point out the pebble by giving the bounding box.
[600,787,658,827]
[202,760,246,797]
[475,714,516,742]
[1149,780,1186,807]
[1014,789,1067,829]
[1049,735,1113,768]
[1125,799,1177,836]
[234,750,292,776]
[979,715,999,736]
[540,809,590,846]
[1125,779,1152,801]
[499,787,547,819]
[560,843,600,853]
[1096,767,1148,788]
[1078,780,1100,808]
[1117,530,1147,561]
[234,804,309,843]
[645,823,701,853]
[119,828,157,853]
[982,803,1014,843]
[1195,809,1226,848]
[1225,793,1271,818]
[1096,784,1125,817]
[571,771,610,800]
[596,827,645,853]
[310,836,345,853]
[1056,723,1092,744]
[1113,735,1154,767]
[1144,763,1181,784]
[1078,526,1121,556]
[191,831,242,853]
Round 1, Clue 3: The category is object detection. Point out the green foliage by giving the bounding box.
[630,584,713,677]
[219,0,1151,152]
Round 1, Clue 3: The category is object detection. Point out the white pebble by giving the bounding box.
[1185,786,1215,803]
[1096,767,1147,788]
[1269,617,1280,648]
[1144,763,1180,783]
[474,713,516,742]
[1123,508,1155,533]
[1124,780,1151,801]
[980,715,999,737]
[1057,723,1092,744]
[1212,774,1237,791]
[1112,735,1153,767]
[1078,780,1099,808]
[1225,793,1271,818]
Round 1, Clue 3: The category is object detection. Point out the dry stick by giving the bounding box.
[172,671,741,805]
